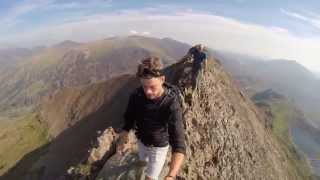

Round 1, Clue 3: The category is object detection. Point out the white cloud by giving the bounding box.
[281,8,320,29]
[129,30,138,34]
[129,30,150,35]
[269,26,289,34]
[1,0,54,25]
[42,0,112,11]
[0,0,112,27]
[142,31,151,35]
[2,9,320,71]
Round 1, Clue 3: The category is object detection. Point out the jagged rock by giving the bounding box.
[165,57,300,179]
[64,128,140,180]
[94,130,142,180]
[88,54,303,180]
[87,127,119,164]
[254,101,274,129]
[22,48,310,180]
[95,152,145,180]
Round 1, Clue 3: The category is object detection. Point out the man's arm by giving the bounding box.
[166,152,185,179]
[202,52,208,71]
[122,93,136,132]
[167,96,186,178]
[117,93,136,153]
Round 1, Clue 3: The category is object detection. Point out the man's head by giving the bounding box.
[136,56,165,100]
[195,44,205,52]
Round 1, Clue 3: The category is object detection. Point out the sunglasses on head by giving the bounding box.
[138,67,163,77]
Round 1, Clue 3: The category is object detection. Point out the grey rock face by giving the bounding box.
[68,54,306,180]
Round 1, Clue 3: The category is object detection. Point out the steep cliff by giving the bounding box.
[2,50,311,180]
[67,55,312,179]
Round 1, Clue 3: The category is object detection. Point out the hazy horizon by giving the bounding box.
[1,0,320,72]
[2,34,320,76]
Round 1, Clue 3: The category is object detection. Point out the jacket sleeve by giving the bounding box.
[201,52,207,62]
[167,96,186,155]
[122,93,136,132]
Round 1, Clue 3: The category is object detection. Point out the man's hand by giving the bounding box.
[166,152,185,178]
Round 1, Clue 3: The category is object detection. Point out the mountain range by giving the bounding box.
[214,50,320,129]
[0,36,317,179]
[214,50,320,176]
[0,36,190,118]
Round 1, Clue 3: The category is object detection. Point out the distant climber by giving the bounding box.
[117,56,186,180]
[188,44,207,90]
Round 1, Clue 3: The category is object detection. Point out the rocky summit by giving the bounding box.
[63,53,309,180]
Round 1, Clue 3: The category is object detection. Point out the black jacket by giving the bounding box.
[122,83,186,155]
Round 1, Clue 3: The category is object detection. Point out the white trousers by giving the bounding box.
[137,140,169,180]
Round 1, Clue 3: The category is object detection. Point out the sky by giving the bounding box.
[1,0,320,72]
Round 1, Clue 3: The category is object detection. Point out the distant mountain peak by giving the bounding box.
[52,40,82,49]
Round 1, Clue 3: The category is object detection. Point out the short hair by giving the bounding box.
[195,44,205,51]
[136,56,164,78]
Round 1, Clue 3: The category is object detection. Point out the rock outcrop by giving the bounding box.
[66,53,309,179]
